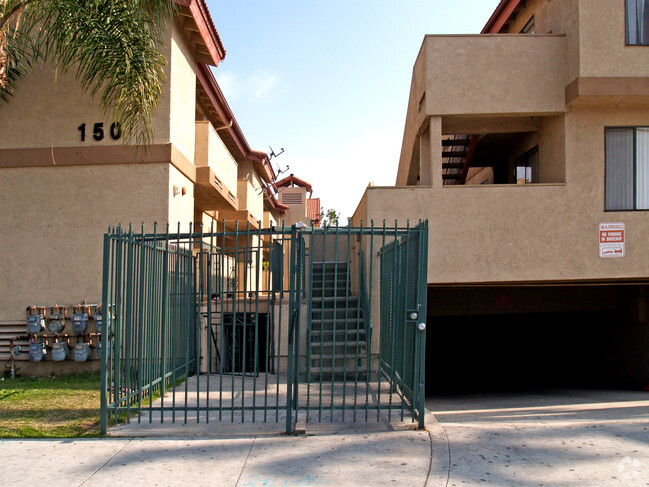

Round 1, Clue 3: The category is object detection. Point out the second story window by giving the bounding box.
[626,0,649,45]
[605,127,649,210]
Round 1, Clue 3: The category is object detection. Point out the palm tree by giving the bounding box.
[0,0,176,145]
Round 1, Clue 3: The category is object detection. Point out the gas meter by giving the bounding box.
[71,306,89,334]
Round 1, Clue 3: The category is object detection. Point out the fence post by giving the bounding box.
[417,222,428,429]
[285,225,299,433]
[100,231,111,435]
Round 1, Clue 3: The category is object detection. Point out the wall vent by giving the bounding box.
[281,192,303,206]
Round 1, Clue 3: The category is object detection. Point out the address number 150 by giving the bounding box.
[78,122,121,142]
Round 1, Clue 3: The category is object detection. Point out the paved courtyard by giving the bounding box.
[426,389,649,486]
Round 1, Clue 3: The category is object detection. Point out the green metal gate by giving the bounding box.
[100,221,428,434]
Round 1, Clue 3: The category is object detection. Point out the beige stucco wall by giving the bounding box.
[506,0,649,82]
[396,41,428,186]
[0,61,173,149]
[237,179,264,223]
[538,115,566,183]
[278,187,308,225]
[0,24,179,149]
[0,63,123,149]
[578,0,649,78]
[352,187,369,226]
[194,121,238,196]
[263,210,280,228]
[169,23,197,162]
[237,160,264,190]
[360,100,649,286]
[422,34,567,116]
[536,0,581,85]
[0,164,172,321]
[197,211,218,233]
[168,164,195,230]
[0,22,198,155]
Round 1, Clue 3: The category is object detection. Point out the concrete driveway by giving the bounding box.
[426,390,649,486]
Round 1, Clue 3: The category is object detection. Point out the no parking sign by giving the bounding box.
[599,222,625,258]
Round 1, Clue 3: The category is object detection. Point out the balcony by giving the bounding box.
[398,34,568,186]
[416,34,567,119]
[194,121,238,212]
[218,179,264,230]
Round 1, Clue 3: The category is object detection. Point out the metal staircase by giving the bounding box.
[442,134,478,185]
[308,261,368,380]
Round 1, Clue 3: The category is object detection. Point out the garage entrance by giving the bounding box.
[426,285,649,394]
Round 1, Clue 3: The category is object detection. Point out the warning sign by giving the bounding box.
[599,222,625,258]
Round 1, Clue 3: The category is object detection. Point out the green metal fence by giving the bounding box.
[100,221,428,434]
[379,223,428,423]
[99,224,198,434]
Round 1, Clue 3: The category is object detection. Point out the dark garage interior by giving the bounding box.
[425,285,649,395]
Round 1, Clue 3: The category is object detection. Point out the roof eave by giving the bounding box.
[176,0,226,65]
[196,64,275,184]
[263,189,289,213]
[275,174,313,193]
[482,0,521,34]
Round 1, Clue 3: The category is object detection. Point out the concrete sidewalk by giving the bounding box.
[0,373,439,486]
[428,389,649,486]
[4,390,645,486]
[0,423,438,487]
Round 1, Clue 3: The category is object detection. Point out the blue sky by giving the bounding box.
[206,1,501,221]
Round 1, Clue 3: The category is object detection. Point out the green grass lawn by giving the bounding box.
[0,373,102,438]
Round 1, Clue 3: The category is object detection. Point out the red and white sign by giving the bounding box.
[599,222,625,258]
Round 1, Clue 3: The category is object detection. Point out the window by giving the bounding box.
[520,16,535,34]
[626,0,649,45]
[605,127,649,210]
[514,146,539,184]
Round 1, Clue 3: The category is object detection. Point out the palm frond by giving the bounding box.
[0,0,40,102]
[1,0,176,146]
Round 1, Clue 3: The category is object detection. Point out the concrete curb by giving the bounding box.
[424,410,450,486]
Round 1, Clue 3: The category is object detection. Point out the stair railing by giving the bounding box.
[358,248,372,350]
[458,135,479,185]
[442,134,478,185]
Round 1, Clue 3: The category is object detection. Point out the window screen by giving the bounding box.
[627,0,649,45]
[605,128,634,210]
[605,127,649,210]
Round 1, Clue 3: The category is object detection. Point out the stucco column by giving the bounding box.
[429,116,443,188]
[419,126,432,185]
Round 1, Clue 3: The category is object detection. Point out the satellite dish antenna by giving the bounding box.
[269,146,284,160]
[268,146,289,178]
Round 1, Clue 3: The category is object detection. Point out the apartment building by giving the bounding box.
[0,1,292,369]
[353,0,649,391]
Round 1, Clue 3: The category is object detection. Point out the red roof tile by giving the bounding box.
[275,174,313,193]
[307,198,321,223]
